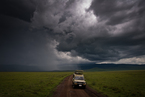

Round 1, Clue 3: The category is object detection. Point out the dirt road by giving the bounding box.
[52,75,107,97]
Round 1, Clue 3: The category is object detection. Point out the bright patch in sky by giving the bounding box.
[97,55,145,65]
[81,0,92,9]
[76,0,97,27]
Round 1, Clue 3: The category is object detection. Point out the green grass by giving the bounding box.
[1,70,145,97]
[0,72,72,97]
[84,70,145,97]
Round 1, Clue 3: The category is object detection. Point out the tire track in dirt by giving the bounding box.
[52,75,107,97]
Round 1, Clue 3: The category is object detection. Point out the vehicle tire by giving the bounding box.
[83,86,86,89]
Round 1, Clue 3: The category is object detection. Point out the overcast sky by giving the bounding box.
[0,0,145,70]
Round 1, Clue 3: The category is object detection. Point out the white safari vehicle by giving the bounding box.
[72,70,86,89]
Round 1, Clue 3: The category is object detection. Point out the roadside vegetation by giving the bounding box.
[0,72,72,97]
[84,70,145,97]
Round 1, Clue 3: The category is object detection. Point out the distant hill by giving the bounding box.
[1,63,145,72]
[77,63,145,71]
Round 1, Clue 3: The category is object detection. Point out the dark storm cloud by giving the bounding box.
[0,0,60,70]
[0,20,64,70]
[55,0,145,63]
[0,0,35,22]
[0,0,84,70]
[1,17,48,65]
[1,0,145,71]
[90,0,135,23]
[90,0,145,26]
[59,12,72,24]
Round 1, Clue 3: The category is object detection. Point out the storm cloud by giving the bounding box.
[1,0,145,71]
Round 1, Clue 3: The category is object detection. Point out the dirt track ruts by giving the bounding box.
[52,75,107,97]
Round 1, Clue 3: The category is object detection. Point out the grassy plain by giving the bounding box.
[0,72,72,97]
[84,70,145,97]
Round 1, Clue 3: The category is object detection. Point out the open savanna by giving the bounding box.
[0,72,72,97]
[84,70,145,97]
